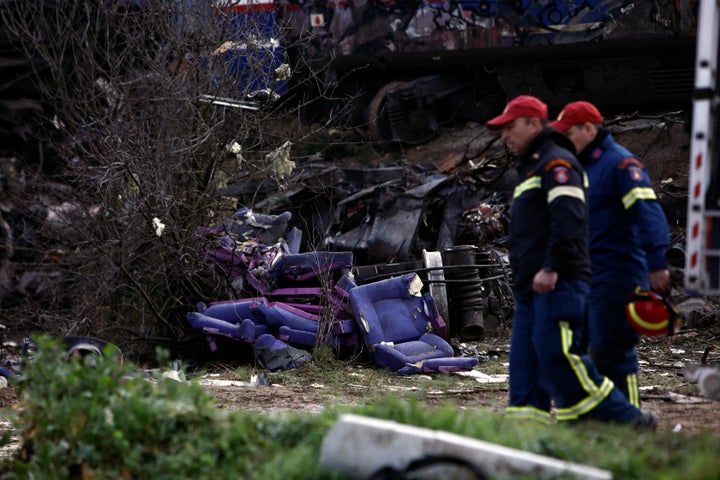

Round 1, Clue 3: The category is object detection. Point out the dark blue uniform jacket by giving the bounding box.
[509,128,592,301]
[577,129,669,276]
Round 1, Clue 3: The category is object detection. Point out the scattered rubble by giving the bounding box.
[180,113,706,374]
[191,207,484,374]
[0,111,714,377]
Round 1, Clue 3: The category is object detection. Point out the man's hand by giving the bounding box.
[533,269,558,294]
[649,268,671,293]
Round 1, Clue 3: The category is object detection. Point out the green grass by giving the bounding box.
[1,336,718,479]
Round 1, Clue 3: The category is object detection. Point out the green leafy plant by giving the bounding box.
[3,336,338,479]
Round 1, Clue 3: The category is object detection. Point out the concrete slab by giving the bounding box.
[320,414,612,480]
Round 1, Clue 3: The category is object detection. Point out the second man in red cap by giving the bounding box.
[551,101,671,408]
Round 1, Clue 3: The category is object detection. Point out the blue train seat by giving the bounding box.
[349,273,478,375]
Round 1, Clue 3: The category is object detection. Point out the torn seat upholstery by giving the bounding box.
[349,273,478,375]
[186,297,271,350]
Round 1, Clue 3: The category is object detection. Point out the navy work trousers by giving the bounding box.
[587,270,645,407]
[507,279,640,423]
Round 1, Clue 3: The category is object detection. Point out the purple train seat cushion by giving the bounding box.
[349,273,477,374]
[197,297,269,324]
[256,301,357,347]
[350,273,445,344]
[278,251,354,281]
[186,312,268,343]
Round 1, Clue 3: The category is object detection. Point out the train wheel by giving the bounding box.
[368,81,406,145]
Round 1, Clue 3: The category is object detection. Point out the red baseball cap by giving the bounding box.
[486,95,548,130]
[551,101,604,132]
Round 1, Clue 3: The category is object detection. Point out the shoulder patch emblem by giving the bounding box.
[627,165,643,182]
[553,166,569,184]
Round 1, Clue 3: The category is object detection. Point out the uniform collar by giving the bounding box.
[578,128,610,164]
[520,127,574,165]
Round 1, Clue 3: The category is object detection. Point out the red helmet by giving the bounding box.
[625,287,684,337]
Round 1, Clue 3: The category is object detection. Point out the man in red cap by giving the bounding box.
[486,95,654,428]
[552,101,671,408]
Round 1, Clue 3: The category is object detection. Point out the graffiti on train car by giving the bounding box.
[269,0,697,144]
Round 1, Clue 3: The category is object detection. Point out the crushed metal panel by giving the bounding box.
[365,175,449,262]
[436,186,466,252]
[324,178,403,260]
[325,221,372,254]
[353,260,424,285]
[341,166,407,185]
[366,195,425,262]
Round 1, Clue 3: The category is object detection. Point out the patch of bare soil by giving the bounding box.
[0,387,16,410]
[635,324,720,435]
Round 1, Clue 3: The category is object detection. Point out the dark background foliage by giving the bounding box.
[0,0,311,360]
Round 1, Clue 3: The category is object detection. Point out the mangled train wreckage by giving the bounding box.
[0,0,699,155]
[188,204,495,374]
[184,138,527,372]
[274,0,697,144]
